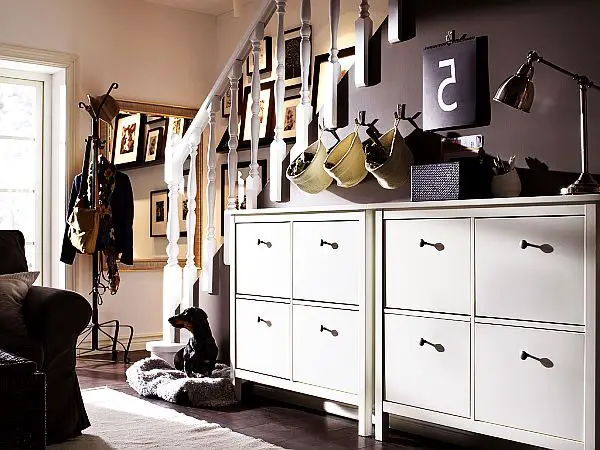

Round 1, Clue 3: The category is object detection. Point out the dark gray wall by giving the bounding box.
[261,0,600,207]
[206,0,600,358]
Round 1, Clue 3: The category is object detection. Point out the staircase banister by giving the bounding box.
[167,0,277,174]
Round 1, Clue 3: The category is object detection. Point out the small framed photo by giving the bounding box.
[166,116,186,147]
[222,79,244,119]
[150,189,168,237]
[144,118,167,163]
[281,95,301,140]
[145,128,161,162]
[284,27,310,88]
[246,36,272,76]
[114,113,142,166]
[240,80,275,143]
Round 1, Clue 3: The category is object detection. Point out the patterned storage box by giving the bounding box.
[411,160,492,201]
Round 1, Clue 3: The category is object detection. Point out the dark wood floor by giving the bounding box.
[75,351,529,450]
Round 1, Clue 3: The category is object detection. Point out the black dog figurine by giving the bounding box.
[168,307,219,377]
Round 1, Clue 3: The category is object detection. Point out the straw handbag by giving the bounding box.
[286,138,333,194]
[365,118,414,189]
[323,124,367,188]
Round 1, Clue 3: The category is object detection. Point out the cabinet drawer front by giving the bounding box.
[236,299,290,379]
[293,221,360,305]
[236,222,291,298]
[385,219,471,314]
[475,216,584,324]
[475,323,584,441]
[292,305,358,394]
[385,314,471,417]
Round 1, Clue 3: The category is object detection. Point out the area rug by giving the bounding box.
[50,387,284,449]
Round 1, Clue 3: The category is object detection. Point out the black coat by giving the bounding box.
[61,171,134,265]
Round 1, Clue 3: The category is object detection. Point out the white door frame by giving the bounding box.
[0,43,77,290]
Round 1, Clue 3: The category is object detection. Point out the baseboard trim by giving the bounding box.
[77,332,161,356]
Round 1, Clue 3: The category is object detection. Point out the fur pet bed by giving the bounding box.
[126,357,237,408]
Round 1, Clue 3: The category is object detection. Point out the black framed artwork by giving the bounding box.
[144,118,167,163]
[150,189,168,237]
[281,94,301,141]
[311,47,355,115]
[284,26,311,89]
[113,113,145,167]
[240,80,276,144]
[246,36,273,76]
[220,159,267,236]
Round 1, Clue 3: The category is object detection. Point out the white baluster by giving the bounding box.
[325,0,341,128]
[246,23,266,209]
[202,97,220,294]
[163,139,184,343]
[183,129,200,316]
[355,0,372,88]
[290,0,313,160]
[228,61,243,210]
[269,0,287,202]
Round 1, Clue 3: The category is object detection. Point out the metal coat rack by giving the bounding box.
[75,82,133,363]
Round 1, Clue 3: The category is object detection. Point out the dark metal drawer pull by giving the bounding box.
[320,325,339,337]
[419,239,445,251]
[419,338,445,352]
[320,239,339,249]
[257,317,272,327]
[257,239,272,248]
[520,351,553,368]
[520,240,553,253]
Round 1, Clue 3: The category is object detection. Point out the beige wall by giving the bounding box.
[0,0,218,338]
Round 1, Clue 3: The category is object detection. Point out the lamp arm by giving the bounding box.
[530,51,600,91]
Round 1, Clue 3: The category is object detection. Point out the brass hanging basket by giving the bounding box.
[323,126,368,188]
[365,122,413,190]
[286,139,333,194]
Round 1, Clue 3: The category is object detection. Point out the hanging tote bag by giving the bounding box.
[365,117,414,189]
[323,123,367,188]
[286,130,333,194]
[67,138,99,254]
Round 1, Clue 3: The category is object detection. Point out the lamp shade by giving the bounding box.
[87,94,119,124]
[493,62,535,112]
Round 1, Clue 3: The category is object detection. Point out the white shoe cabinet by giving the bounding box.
[229,210,374,436]
[227,195,600,447]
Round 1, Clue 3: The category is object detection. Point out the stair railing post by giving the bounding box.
[355,0,372,87]
[201,97,220,294]
[325,0,341,128]
[269,0,287,202]
[290,0,313,160]
[246,23,266,209]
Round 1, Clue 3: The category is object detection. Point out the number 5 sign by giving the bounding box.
[422,36,491,132]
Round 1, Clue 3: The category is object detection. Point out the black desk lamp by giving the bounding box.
[494,51,600,195]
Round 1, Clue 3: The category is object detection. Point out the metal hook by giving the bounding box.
[445,30,468,44]
[319,118,341,144]
[395,104,422,130]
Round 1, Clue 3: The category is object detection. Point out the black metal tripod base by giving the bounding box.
[76,320,134,363]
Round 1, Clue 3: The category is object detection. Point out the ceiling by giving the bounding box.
[143,0,254,16]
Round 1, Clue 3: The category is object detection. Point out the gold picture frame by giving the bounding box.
[105,99,203,272]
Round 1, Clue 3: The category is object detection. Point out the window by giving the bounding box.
[0,76,44,276]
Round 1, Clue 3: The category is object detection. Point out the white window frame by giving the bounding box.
[0,45,76,291]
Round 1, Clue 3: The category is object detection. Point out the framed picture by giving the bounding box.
[150,189,168,237]
[144,118,167,163]
[311,47,355,114]
[166,116,186,147]
[246,36,273,76]
[145,128,161,162]
[222,79,244,119]
[220,159,267,236]
[284,27,311,88]
[114,113,143,166]
[240,80,275,143]
[281,95,301,140]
